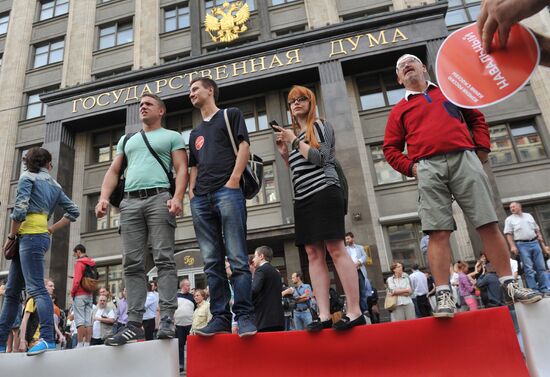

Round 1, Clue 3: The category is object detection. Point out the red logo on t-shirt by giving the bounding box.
[195,136,205,150]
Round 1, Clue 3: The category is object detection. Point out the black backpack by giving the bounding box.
[81,264,99,292]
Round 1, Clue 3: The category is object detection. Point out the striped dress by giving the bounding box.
[288,119,340,201]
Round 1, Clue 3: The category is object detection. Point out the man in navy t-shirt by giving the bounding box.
[187,77,257,338]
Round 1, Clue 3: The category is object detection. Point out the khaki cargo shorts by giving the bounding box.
[417,150,498,232]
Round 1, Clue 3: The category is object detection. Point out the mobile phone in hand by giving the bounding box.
[269,120,280,132]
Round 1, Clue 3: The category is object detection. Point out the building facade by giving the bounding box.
[0,0,549,308]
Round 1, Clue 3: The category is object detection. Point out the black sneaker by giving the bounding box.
[157,315,176,339]
[502,280,543,305]
[104,322,144,346]
[306,318,333,332]
[433,290,455,318]
[194,317,231,337]
[332,315,366,331]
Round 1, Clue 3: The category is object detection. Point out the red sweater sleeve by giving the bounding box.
[71,261,83,297]
[462,107,491,152]
[383,108,415,177]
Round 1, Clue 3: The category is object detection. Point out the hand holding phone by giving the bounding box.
[269,120,281,132]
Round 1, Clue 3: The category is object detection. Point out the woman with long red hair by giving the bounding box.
[273,85,364,331]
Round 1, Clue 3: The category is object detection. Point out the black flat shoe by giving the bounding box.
[306,318,333,332]
[332,315,366,331]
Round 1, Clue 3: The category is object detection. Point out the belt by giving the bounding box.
[294,307,309,312]
[515,238,538,243]
[125,187,168,199]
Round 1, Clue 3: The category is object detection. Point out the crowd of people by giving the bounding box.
[1,4,550,374]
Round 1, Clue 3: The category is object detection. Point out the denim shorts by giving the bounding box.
[73,295,93,327]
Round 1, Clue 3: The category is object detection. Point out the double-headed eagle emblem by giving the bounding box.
[204,1,250,43]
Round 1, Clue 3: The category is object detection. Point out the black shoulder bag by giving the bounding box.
[223,109,263,199]
[140,130,176,196]
[314,119,349,215]
[109,133,135,207]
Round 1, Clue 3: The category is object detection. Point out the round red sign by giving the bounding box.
[436,23,539,108]
[195,135,205,150]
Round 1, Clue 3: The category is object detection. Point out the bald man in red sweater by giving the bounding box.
[383,54,542,318]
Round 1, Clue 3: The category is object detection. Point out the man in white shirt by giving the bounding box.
[90,296,116,345]
[174,279,195,372]
[345,232,372,314]
[409,264,432,317]
[504,202,549,295]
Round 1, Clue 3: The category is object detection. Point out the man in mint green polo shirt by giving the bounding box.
[95,93,189,346]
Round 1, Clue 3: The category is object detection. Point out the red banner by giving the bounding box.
[436,23,539,108]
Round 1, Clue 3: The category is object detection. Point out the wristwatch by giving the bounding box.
[292,138,300,150]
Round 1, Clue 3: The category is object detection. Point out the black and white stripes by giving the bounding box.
[289,119,339,201]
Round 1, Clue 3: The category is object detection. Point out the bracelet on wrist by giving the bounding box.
[292,138,300,150]
[7,234,16,240]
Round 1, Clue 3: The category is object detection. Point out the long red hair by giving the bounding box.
[288,86,320,149]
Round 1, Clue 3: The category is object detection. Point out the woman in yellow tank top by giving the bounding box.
[0,147,79,355]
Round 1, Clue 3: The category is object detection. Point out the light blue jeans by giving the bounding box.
[516,240,549,293]
[0,233,54,345]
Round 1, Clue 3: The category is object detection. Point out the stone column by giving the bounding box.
[318,61,383,286]
[283,240,301,282]
[522,11,550,138]
[189,0,202,57]
[42,121,76,309]
[61,0,96,87]
[0,0,35,263]
[345,79,387,286]
[256,0,272,41]
[126,102,141,133]
[134,0,160,69]
[303,0,339,29]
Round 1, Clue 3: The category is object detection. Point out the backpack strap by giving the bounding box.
[223,109,239,157]
[120,133,135,176]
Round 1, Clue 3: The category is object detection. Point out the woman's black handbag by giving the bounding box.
[223,109,264,199]
[3,235,19,260]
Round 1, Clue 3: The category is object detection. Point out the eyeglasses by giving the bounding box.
[288,96,309,106]
[396,58,419,72]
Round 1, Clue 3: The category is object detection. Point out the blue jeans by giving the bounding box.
[0,233,54,345]
[293,309,312,330]
[516,240,549,293]
[191,186,253,322]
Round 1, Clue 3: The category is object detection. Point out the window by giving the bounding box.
[357,71,405,111]
[341,6,390,21]
[0,13,9,35]
[88,194,120,231]
[387,222,425,270]
[39,0,69,21]
[165,4,190,32]
[91,127,125,164]
[274,25,305,37]
[246,164,278,206]
[271,0,296,6]
[162,52,190,63]
[444,0,481,27]
[489,119,547,166]
[25,93,47,119]
[96,264,123,301]
[33,39,64,68]
[223,97,268,133]
[99,21,133,50]
[206,0,255,12]
[371,145,414,185]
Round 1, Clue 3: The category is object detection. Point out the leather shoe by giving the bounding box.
[306,318,333,332]
[332,315,366,331]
